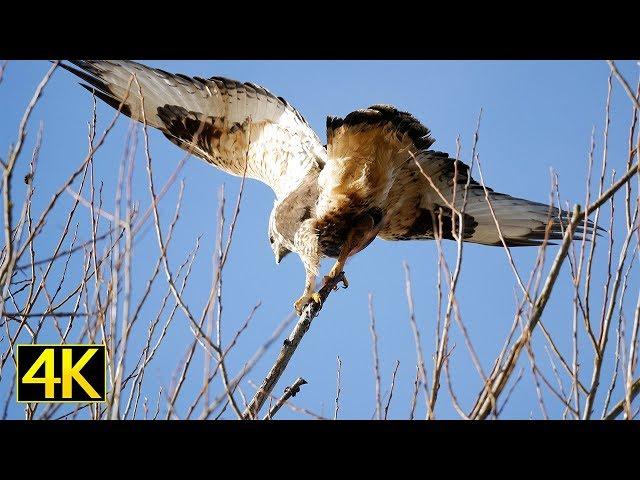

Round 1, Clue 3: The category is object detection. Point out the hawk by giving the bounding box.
[60,60,595,314]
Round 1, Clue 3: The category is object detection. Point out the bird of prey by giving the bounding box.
[60,60,595,314]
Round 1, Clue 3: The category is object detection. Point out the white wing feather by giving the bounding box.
[61,60,326,198]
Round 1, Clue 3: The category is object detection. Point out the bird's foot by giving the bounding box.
[294,291,323,316]
[323,271,349,291]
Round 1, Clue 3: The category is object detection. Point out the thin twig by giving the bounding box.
[384,360,400,420]
[264,377,308,420]
[368,293,382,420]
[334,356,342,420]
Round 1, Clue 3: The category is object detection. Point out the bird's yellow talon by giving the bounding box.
[294,298,305,316]
[294,292,323,315]
[323,271,349,290]
[323,275,334,288]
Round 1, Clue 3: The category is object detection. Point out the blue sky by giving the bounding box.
[1,60,638,419]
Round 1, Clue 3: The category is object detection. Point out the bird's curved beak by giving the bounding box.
[275,247,290,265]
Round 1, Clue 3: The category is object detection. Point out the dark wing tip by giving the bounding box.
[79,83,132,117]
[59,60,115,99]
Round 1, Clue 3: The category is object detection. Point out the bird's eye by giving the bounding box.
[269,235,274,244]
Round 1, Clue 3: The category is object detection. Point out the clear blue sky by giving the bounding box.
[1,60,638,419]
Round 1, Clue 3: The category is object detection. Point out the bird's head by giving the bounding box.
[268,206,292,264]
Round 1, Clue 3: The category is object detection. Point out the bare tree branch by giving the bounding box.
[242,272,348,420]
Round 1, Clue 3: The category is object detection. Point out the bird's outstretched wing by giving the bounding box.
[383,149,596,246]
[60,60,326,198]
[322,104,595,247]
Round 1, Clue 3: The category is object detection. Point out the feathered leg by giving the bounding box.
[293,219,322,315]
[293,215,377,314]
[294,268,321,315]
[323,245,351,289]
[323,214,378,290]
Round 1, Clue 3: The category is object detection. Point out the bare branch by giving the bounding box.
[242,271,348,420]
[264,377,308,420]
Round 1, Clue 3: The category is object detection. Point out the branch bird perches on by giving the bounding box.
[243,272,348,419]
